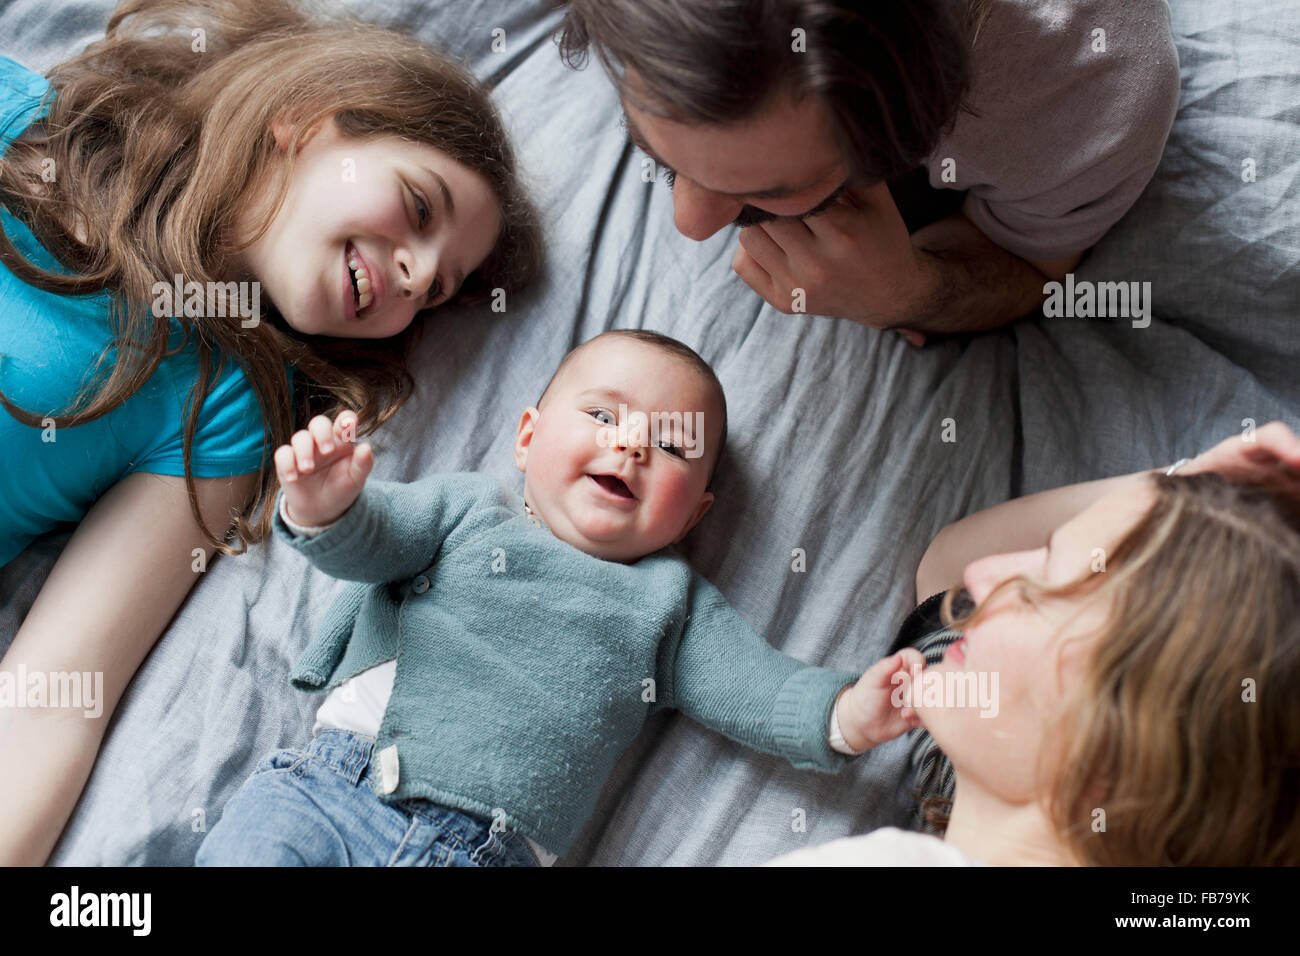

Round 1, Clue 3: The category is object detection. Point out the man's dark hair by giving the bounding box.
[557,0,989,185]
[537,329,729,490]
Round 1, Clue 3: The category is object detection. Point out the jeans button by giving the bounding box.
[412,575,430,594]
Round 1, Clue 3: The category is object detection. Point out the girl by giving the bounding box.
[769,422,1300,865]
[0,0,542,864]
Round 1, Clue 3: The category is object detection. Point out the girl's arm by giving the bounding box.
[0,468,258,865]
[914,467,1160,603]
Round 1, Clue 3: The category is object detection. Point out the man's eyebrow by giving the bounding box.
[622,111,827,201]
[622,116,671,169]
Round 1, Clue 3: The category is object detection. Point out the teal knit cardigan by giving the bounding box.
[275,472,861,856]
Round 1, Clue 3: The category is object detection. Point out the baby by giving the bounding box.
[196,329,924,866]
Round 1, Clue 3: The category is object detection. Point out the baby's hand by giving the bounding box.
[274,411,374,528]
[835,648,927,752]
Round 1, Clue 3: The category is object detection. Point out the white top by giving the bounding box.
[764,827,985,866]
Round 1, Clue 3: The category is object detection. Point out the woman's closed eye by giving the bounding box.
[1016,580,1043,612]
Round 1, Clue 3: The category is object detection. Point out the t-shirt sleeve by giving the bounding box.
[130,358,270,478]
[930,0,1182,262]
[0,55,53,147]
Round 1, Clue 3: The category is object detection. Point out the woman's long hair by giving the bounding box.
[0,0,543,554]
[937,470,1300,865]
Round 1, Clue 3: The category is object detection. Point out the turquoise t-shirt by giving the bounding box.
[0,55,284,568]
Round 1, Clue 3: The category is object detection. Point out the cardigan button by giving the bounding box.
[411,575,430,594]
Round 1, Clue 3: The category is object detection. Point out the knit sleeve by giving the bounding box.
[272,472,493,583]
[657,571,861,773]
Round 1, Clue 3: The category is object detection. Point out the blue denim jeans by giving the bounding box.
[196,728,540,867]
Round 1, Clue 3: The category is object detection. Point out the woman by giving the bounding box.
[769,422,1300,865]
[0,0,542,864]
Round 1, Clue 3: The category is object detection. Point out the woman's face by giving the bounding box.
[238,117,502,338]
[917,479,1159,805]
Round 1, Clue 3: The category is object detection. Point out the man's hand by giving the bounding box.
[731,184,1086,345]
[731,182,935,346]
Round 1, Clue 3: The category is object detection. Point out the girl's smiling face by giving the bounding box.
[238,116,503,338]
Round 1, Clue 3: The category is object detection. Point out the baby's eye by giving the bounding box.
[656,440,685,459]
[587,408,616,425]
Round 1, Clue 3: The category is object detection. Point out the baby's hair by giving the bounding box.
[537,329,728,490]
[0,0,543,555]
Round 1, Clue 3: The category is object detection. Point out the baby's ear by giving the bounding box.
[513,407,540,473]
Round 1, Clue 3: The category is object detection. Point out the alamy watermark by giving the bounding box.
[891,663,999,718]
[595,403,706,459]
[151,274,260,328]
[50,886,150,936]
[1042,273,1151,329]
[0,665,103,718]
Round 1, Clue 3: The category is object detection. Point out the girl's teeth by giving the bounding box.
[347,246,373,313]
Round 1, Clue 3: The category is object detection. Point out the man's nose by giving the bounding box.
[672,178,744,241]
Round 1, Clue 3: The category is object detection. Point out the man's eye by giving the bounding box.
[656,441,684,458]
[588,408,615,425]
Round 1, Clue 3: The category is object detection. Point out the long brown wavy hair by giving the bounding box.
[935,470,1300,865]
[0,0,543,554]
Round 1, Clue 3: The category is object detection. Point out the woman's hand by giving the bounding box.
[834,648,928,753]
[274,410,374,528]
[1183,421,1300,483]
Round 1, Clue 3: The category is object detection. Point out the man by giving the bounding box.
[557,0,1180,345]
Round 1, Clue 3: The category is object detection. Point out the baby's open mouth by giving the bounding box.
[589,474,635,499]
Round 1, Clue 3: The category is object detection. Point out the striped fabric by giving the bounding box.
[889,591,967,833]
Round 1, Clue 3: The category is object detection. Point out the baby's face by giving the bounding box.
[238,116,501,338]
[514,338,723,563]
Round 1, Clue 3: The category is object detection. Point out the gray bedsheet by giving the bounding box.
[0,0,1296,865]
